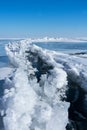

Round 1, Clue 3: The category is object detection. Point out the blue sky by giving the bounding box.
[0,0,87,38]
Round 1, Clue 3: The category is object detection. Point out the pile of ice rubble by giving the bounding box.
[1,40,87,130]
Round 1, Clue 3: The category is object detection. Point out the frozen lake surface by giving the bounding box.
[34,41,87,53]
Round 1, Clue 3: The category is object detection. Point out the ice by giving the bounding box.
[2,39,87,130]
[3,68,37,130]
[0,67,14,80]
[46,103,69,130]
[2,39,70,130]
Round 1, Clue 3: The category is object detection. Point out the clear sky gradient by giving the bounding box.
[0,0,87,38]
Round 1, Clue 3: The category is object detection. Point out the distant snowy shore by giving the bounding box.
[0,37,87,43]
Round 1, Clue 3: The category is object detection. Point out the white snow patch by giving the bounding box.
[0,67,14,80]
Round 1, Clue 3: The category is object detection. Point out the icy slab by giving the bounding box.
[46,104,69,130]
[3,68,37,130]
[3,39,87,130]
[2,40,70,130]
